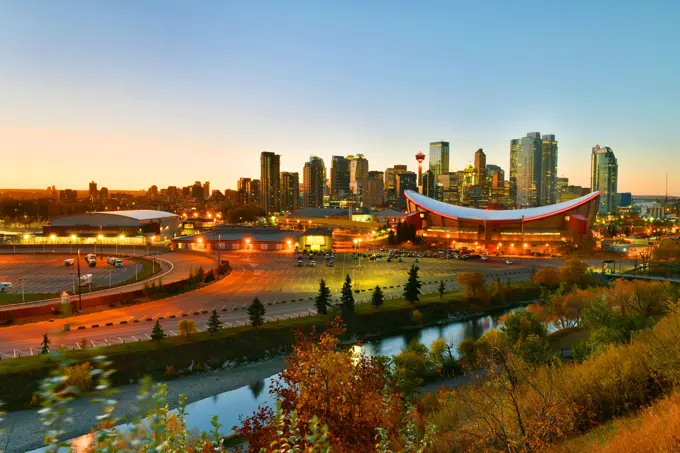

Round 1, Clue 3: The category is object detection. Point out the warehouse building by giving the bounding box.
[43,210,180,243]
[171,227,302,251]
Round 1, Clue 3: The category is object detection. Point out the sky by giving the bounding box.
[1,0,679,195]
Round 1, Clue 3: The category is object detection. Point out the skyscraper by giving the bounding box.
[591,145,618,215]
[474,149,487,192]
[363,171,385,209]
[395,171,418,209]
[348,154,369,193]
[510,132,558,208]
[237,177,251,206]
[88,181,98,202]
[260,151,281,213]
[422,170,436,199]
[330,156,350,196]
[540,135,559,205]
[280,172,300,212]
[249,179,261,207]
[429,141,449,180]
[202,181,210,200]
[303,156,325,208]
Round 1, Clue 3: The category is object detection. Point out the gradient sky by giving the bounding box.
[1,0,679,195]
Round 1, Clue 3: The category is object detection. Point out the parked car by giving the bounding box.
[309,260,316,267]
[481,256,489,261]
[506,260,513,265]
[114,259,123,268]
[107,257,118,265]
[64,259,75,266]
[0,282,12,292]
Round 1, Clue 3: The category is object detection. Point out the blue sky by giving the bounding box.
[1,0,678,194]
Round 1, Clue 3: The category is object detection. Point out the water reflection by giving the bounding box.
[28,306,518,453]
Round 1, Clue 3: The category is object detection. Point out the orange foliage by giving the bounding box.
[533,267,561,289]
[236,317,402,452]
[457,272,486,300]
[549,289,593,329]
[560,258,591,288]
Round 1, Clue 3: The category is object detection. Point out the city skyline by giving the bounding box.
[1,1,679,194]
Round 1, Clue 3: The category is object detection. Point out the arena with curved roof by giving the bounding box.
[43,210,180,241]
[404,190,600,253]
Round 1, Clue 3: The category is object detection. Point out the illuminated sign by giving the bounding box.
[304,236,326,246]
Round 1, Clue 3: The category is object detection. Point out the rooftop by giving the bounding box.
[405,190,601,222]
[89,210,178,221]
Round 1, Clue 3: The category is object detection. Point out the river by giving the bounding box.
[28,305,518,452]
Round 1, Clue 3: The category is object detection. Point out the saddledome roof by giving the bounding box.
[404,190,600,222]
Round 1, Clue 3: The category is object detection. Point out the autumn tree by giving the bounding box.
[627,280,674,318]
[548,289,593,329]
[403,264,422,304]
[560,258,591,288]
[178,319,197,336]
[457,272,486,300]
[248,297,266,327]
[315,279,332,315]
[371,285,384,309]
[235,317,402,452]
[500,310,547,345]
[340,274,355,315]
[532,267,562,290]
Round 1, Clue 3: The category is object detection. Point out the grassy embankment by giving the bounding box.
[0,280,539,410]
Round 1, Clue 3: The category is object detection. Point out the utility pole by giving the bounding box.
[76,249,82,311]
[216,233,221,278]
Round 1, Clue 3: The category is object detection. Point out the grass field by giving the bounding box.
[0,292,60,305]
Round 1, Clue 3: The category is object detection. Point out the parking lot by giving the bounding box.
[0,254,143,295]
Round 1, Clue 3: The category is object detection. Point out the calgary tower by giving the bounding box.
[415,151,425,187]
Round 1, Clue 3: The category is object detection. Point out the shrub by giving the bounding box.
[165,365,176,377]
[64,361,93,391]
[178,319,197,336]
[411,309,424,325]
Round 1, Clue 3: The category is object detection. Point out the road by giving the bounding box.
[0,251,557,358]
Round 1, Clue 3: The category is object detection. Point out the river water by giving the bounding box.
[29,306,517,452]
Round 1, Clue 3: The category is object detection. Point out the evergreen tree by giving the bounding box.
[438,280,446,299]
[196,266,206,284]
[207,309,222,333]
[151,320,165,341]
[315,279,332,315]
[371,285,384,309]
[248,297,266,327]
[403,264,422,304]
[40,333,51,354]
[341,274,355,314]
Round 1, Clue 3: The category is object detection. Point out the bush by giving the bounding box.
[411,309,424,325]
[64,361,93,391]
[178,319,197,336]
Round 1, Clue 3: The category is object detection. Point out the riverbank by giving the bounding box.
[1,357,286,453]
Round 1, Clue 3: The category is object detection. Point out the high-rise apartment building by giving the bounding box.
[202,181,210,200]
[330,156,350,196]
[422,170,437,199]
[395,171,418,209]
[540,135,559,205]
[191,181,204,202]
[474,149,486,185]
[510,132,558,208]
[303,156,325,208]
[429,141,450,181]
[348,154,369,194]
[280,172,300,212]
[237,178,251,206]
[260,151,281,213]
[363,171,385,209]
[591,145,618,215]
[89,181,98,202]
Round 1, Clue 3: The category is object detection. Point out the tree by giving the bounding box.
[403,264,422,304]
[340,274,355,315]
[371,285,384,309]
[40,333,51,354]
[560,258,591,288]
[207,309,222,333]
[178,319,197,336]
[195,266,206,284]
[315,279,332,315]
[150,320,165,341]
[438,280,446,299]
[548,289,593,329]
[499,310,547,345]
[457,337,476,367]
[236,317,403,452]
[248,297,266,327]
[457,272,486,300]
[532,268,562,290]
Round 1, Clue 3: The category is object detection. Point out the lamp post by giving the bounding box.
[76,249,82,311]
[446,234,450,258]
[19,277,25,303]
[216,233,221,278]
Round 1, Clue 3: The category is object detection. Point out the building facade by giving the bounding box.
[429,141,449,181]
[348,154,369,194]
[511,132,558,209]
[280,171,300,212]
[363,171,385,209]
[260,151,281,213]
[591,145,618,215]
[540,135,559,205]
[303,156,325,208]
[330,156,350,196]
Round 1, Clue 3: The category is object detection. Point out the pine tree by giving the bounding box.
[151,320,165,341]
[315,279,332,315]
[196,266,206,284]
[403,264,422,304]
[207,309,222,333]
[341,274,355,315]
[371,285,384,309]
[40,333,51,354]
[438,280,446,299]
[248,297,266,327]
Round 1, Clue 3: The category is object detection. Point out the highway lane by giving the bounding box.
[0,251,548,357]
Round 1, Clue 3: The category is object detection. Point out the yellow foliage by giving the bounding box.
[411,309,424,325]
[178,319,197,336]
[64,361,93,391]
